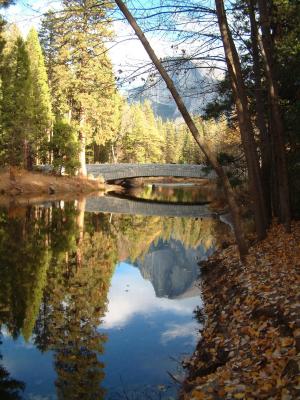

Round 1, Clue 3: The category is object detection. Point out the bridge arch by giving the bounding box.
[87,163,215,182]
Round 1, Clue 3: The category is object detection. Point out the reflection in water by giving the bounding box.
[0,335,25,400]
[135,239,213,299]
[0,188,231,399]
[124,183,217,204]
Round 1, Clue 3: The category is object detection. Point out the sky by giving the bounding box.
[1,1,223,87]
[1,0,175,87]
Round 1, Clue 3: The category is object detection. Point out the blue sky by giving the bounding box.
[0,0,171,82]
[1,1,223,84]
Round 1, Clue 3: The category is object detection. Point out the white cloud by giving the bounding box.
[0,326,9,337]
[161,321,200,344]
[101,262,202,330]
[1,1,61,36]
[28,395,55,400]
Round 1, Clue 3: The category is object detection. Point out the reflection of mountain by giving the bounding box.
[134,238,214,299]
[128,58,216,120]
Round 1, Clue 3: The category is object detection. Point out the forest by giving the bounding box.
[0,0,299,398]
[0,0,211,176]
[0,201,223,398]
[0,0,299,252]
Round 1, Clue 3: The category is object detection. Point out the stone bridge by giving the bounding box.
[86,195,216,218]
[87,163,214,182]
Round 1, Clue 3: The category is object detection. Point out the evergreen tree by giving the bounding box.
[0,32,31,167]
[26,28,53,165]
[142,101,165,162]
[50,119,80,175]
[40,1,117,175]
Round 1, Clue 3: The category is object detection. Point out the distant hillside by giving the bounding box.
[127,58,216,120]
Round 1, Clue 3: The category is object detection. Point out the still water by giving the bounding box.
[0,185,230,399]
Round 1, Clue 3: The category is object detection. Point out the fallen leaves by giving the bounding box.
[181,221,300,399]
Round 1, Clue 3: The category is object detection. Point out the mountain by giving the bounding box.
[134,238,215,299]
[127,58,216,120]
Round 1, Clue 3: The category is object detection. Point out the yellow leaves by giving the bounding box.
[293,328,300,337]
[276,377,285,387]
[181,221,300,400]
[261,382,273,392]
[224,386,236,393]
[233,393,245,399]
[281,337,294,347]
[241,358,251,367]
[190,390,207,400]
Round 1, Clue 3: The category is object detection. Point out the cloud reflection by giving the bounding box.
[161,321,199,344]
[101,263,202,329]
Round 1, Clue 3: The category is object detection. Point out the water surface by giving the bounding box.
[0,186,230,399]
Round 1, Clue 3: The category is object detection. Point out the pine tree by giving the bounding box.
[40,1,117,175]
[142,101,164,162]
[26,28,53,165]
[0,30,31,167]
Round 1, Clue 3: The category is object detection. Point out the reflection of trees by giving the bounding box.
[131,185,212,204]
[0,207,50,340]
[109,214,231,263]
[34,203,117,400]
[0,338,25,400]
[0,202,117,399]
[0,200,230,398]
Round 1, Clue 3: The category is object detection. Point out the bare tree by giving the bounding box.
[115,0,248,256]
[215,0,268,240]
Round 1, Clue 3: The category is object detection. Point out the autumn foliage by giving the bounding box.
[181,222,300,399]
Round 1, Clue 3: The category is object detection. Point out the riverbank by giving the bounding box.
[0,169,107,196]
[181,221,300,399]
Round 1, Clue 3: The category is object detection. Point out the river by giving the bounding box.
[0,184,231,399]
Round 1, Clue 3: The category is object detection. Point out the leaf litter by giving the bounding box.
[180,221,300,399]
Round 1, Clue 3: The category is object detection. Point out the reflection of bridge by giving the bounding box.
[86,195,216,218]
[87,163,214,182]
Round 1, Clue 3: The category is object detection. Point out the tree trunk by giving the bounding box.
[94,143,100,163]
[257,0,291,230]
[115,0,248,256]
[111,144,117,163]
[248,0,272,222]
[215,0,268,240]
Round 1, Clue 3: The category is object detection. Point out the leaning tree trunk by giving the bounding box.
[115,0,248,256]
[248,0,272,223]
[257,0,291,231]
[215,0,268,240]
